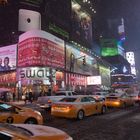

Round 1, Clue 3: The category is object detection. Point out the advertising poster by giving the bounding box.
[99,66,111,87]
[0,44,17,72]
[66,43,98,75]
[100,39,118,57]
[18,30,65,69]
[0,72,16,83]
[71,1,92,45]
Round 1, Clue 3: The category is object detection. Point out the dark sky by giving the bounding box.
[95,0,140,77]
[121,0,140,51]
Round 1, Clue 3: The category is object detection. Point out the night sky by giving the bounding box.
[95,0,140,78]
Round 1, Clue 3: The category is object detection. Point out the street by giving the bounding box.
[41,105,140,140]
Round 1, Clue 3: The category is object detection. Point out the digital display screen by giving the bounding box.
[0,44,17,72]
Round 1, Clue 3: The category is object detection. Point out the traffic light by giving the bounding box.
[82,56,86,65]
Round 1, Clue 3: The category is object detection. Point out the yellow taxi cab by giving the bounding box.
[0,101,43,124]
[51,95,106,120]
[105,93,135,108]
[0,123,73,140]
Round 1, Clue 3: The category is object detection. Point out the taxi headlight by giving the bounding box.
[34,111,41,116]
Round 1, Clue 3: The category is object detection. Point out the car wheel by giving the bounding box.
[101,106,106,114]
[77,110,84,120]
[25,118,38,124]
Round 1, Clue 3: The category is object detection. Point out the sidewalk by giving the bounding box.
[10,100,37,106]
[10,100,25,105]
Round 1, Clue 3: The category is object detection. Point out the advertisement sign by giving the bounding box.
[66,73,86,86]
[66,43,98,75]
[18,30,65,69]
[17,67,56,80]
[18,9,41,32]
[0,72,16,83]
[99,66,111,87]
[101,39,118,57]
[71,1,92,45]
[87,76,101,85]
[0,44,17,72]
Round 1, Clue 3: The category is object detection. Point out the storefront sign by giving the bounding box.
[17,67,56,80]
[18,30,65,69]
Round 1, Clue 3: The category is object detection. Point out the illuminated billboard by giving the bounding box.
[101,39,118,57]
[18,30,65,69]
[99,66,111,87]
[126,52,136,75]
[66,43,98,75]
[71,1,92,45]
[87,76,101,85]
[0,44,17,72]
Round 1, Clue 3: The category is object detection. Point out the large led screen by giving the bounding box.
[71,1,92,45]
[99,66,111,87]
[0,44,17,72]
[101,39,118,57]
[18,30,65,69]
[66,43,98,75]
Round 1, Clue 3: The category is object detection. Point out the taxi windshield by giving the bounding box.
[0,123,33,136]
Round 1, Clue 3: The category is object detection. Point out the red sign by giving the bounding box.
[18,31,65,69]
[0,72,16,83]
[66,73,86,86]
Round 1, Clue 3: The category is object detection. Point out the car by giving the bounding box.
[37,91,78,109]
[51,95,107,120]
[55,90,78,96]
[91,91,109,101]
[0,123,73,140]
[129,93,140,103]
[0,101,43,124]
[105,93,135,108]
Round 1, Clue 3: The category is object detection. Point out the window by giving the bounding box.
[72,92,78,95]
[88,97,96,102]
[0,132,12,140]
[60,97,77,102]
[81,97,90,102]
[56,92,66,96]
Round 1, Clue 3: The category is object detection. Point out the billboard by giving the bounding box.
[87,76,101,85]
[126,52,136,75]
[18,9,41,32]
[99,66,111,87]
[71,1,92,45]
[101,39,118,57]
[18,30,65,69]
[0,44,17,72]
[66,43,98,75]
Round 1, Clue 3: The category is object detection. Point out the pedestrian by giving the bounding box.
[13,92,16,101]
[28,92,33,103]
[47,89,51,96]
